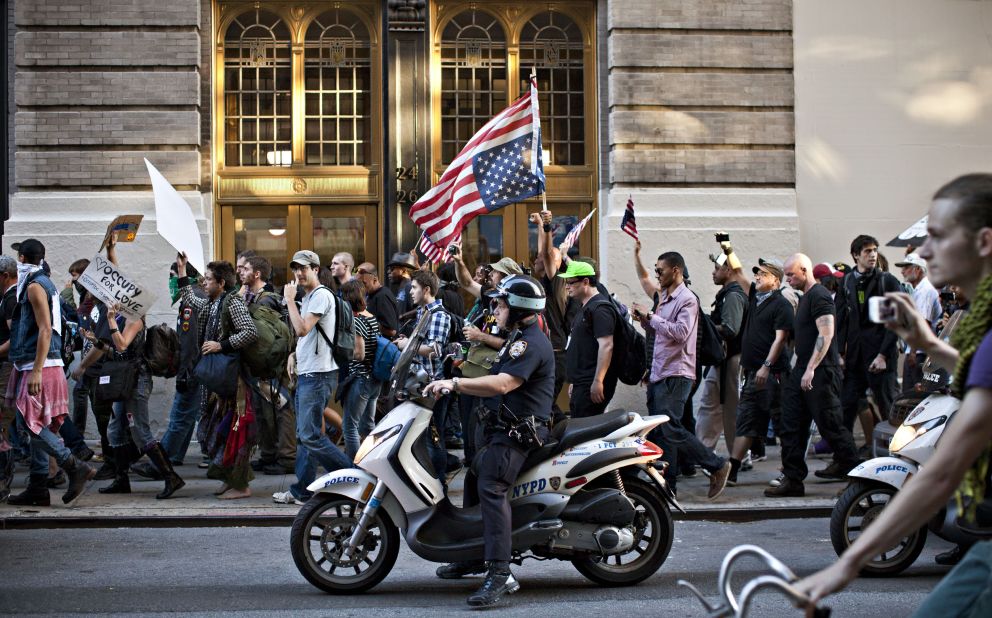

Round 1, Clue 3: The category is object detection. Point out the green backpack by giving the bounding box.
[243,293,293,380]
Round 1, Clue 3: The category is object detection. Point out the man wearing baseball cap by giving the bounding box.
[895,253,942,389]
[727,258,793,486]
[274,250,352,506]
[559,260,618,417]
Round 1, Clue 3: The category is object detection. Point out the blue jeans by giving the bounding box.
[342,375,382,460]
[290,371,352,500]
[913,540,992,617]
[108,370,154,450]
[647,376,724,489]
[16,410,71,478]
[160,379,202,464]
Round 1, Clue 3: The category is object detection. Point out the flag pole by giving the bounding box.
[530,66,549,215]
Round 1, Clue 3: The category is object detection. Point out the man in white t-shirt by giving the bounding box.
[274,250,352,505]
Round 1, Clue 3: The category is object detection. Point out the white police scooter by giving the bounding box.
[288,311,683,594]
[830,307,983,576]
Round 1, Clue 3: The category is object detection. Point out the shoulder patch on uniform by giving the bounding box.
[509,340,528,358]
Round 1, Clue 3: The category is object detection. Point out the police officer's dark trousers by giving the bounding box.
[475,430,531,562]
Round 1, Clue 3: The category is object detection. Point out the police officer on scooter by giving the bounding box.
[423,275,555,608]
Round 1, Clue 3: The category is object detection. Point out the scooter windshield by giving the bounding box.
[385,309,433,403]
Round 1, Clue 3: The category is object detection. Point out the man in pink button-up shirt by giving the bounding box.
[632,246,731,500]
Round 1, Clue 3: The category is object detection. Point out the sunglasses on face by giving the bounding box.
[565,278,583,286]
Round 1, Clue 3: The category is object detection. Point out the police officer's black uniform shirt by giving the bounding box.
[483,319,555,422]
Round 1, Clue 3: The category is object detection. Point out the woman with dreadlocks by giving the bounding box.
[796,173,992,617]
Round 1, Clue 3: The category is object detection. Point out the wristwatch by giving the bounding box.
[452,377,461,393]
[762,360,772,368]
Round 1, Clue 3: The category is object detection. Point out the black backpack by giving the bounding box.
[585,297,648,386]
[693,292,726,368]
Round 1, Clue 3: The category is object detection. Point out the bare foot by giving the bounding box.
[213,483,231,496]
[217,487,252,500]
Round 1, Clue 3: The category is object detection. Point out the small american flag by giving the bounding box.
[410,76,545,252]
[419,231,461,264]
[621,197,638,240]
[559,209,596,254]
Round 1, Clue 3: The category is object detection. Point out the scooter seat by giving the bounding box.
[522,409,634,471]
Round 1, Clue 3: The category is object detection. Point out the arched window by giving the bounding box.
[520,11,585,165]
[223,9,292,166]
[439,10,507,163]
[304,9,372,166]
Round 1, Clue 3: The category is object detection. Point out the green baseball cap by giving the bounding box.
[557,260,596,279]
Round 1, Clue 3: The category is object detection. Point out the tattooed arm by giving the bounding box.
[801,314,834,391]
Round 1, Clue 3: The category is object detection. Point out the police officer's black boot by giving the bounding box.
[99,446,132,494]
[435,560,486,579]
[466,561,519,608]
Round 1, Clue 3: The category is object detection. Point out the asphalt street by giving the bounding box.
[0,519,949,617]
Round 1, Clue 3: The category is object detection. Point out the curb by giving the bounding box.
[0,506,831,529]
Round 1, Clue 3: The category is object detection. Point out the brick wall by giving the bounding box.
[12,0,202,189]
[607,0,795,186]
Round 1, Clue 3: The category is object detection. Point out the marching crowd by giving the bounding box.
[0,207,962,508]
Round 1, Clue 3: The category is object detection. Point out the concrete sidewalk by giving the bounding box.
[0,443,850,528]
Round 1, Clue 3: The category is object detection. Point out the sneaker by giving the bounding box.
[814,461,856,481]
[769,473,785,487]
[272,490,303,506]
[467,569,520,608]
[198,457,210,469]
[707,461,732,500]
[740,451,753,472]
[764,477,805,497]
[75,446,95,462]
[436,560,487,579]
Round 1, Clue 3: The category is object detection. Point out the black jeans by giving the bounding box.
[841,361,898,425]
[780,365,859,482]
[569,378,617,418]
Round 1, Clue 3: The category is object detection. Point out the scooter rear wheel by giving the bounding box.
[830,479,927,577]
[571,478,674,586]
[290,493,400,593]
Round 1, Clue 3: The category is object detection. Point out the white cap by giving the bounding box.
[894,253,927,273]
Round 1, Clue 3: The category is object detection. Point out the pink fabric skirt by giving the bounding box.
[4,366,69,435]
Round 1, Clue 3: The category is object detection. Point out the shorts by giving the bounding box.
[734,369,781,439]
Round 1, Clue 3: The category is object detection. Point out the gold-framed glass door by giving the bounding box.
[220,204,378,285]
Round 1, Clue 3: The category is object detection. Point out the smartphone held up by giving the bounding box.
[868,296,897,324]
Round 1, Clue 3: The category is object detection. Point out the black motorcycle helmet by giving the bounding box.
[487,275,546,327]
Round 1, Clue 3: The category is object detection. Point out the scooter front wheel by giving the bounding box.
[830,479,927,577]
[290,493,400,594]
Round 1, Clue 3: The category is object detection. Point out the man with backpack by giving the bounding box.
[395,269,455,483]
[630,251,730,499]
[240,255,296,476]
[560,260,617,417]
[273,250,352,506]
[696,252,748,455]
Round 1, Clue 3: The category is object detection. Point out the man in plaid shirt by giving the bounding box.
[395,269,454,482]
[396,270,452,379]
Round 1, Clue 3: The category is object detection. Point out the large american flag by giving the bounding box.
[419,230,461,264]
[410,76,545,250]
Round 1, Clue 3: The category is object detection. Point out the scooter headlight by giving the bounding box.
[354,424,402,464]
[889,415,947,453]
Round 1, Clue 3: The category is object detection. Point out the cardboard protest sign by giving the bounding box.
[146,159,206,274]
[78,254,158,320]
[99,215,144,252]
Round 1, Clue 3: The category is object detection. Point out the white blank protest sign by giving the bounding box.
[145,158,206,274]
